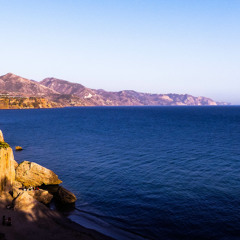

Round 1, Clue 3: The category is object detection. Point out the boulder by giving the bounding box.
[13,191,65,230]
[15,146,23,151]
[13,191,51,222]
[55,186,77,204]
[14,191,37,211]
[12,180,53,204]
[15,161,62,187]
[28,189,53,205]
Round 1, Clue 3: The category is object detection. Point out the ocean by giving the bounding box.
[1,106,240,240]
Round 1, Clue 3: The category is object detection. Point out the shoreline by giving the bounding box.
[0,193,114,240]
[0,128,114,240]
[67,208,148,240]
[0,104,235,110]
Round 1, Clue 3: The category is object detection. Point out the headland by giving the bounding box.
[0,130,113,240]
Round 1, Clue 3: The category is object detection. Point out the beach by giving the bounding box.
[0,192,113,240]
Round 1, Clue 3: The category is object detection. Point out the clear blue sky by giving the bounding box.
[0,0,239,104]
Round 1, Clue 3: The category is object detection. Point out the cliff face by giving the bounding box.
[0,130,76,208]
[0,130,4,142]
[0,97,58,109]
[0,138,15,192]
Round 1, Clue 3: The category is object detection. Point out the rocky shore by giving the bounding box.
[0,130,113,240]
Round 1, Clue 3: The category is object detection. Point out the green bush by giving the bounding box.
[0,141,10,149]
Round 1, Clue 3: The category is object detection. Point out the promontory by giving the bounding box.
[0,130,113,240]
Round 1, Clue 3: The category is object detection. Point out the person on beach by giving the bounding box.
[2,216,5,225]
[7,217,11,226]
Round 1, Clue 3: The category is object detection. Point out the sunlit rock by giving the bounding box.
[0,145,16,192]
[15,161,62,187]
[0,130,4,142]
[15,146,23,151]
[13,159,18,169]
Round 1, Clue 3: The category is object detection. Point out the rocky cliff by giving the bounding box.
[0,130,76,206]
[0,96,57,109]
[0,131,15,192]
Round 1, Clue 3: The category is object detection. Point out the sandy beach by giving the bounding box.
[0,193,113,240]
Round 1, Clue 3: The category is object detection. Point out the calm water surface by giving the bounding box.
[1,106,240,240]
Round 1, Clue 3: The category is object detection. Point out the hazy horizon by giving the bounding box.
[0,1,239,104]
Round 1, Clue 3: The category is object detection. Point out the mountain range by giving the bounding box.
[0,73,229,109]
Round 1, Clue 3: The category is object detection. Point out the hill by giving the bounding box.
[41,77,227,106]
[0,73,229,108]
[0,73,85,108]
[0,73,58,97]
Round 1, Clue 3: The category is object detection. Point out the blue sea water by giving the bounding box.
[1,106,240,240]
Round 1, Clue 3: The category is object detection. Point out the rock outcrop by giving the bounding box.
[15,146,23,151]
[0,96,57,109]
[0,130,4,142]
[15,161,62,187]
[27,189,53,205]
[14,191,50,221]
[0,129,76,210]
[0,137,16,192]
[12,180,23,198]
[13,159,18,169]
[55,186,77,204]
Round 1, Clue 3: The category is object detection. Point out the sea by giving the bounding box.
[0,106,240,240]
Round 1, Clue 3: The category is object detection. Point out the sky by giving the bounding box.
[0,0,239,104]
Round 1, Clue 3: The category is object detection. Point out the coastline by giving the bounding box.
[0,129,114,240]
[0,104,234,110]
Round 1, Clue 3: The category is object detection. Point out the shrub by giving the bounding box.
[0,141,10,149]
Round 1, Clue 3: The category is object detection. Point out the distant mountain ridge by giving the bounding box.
[40,77,228,106]
[0,73,229,108]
